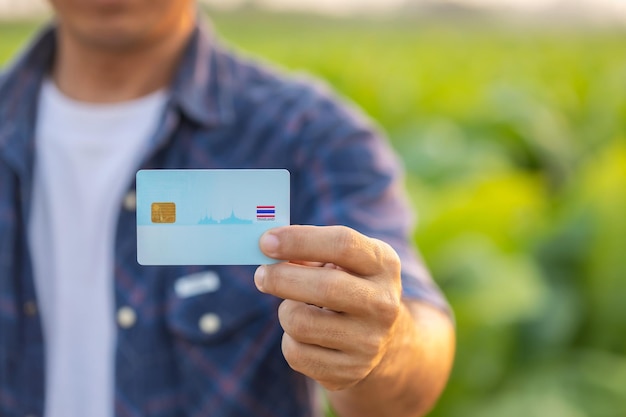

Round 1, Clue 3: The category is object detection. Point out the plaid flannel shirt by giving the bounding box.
[0,20,448,417]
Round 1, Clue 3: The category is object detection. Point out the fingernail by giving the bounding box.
[260,232,280,256]
[254,265,266,291]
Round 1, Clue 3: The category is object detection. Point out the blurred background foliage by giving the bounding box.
[1,9,625,417]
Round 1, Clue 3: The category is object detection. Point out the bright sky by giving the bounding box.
[207,0,626,18]
[1,0,626,18]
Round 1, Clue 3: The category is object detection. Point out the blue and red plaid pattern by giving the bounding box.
[0,19,449,417]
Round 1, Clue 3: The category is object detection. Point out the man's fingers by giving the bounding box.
[254,262,377,315]
[281,333,372,392]
[278,300,378,353]
[259,225,400,278]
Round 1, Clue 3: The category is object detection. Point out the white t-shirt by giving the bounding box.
[28,80,167,417]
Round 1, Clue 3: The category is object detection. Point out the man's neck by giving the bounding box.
[52,16,195,103]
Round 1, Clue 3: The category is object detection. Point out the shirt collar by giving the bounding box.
[0,18,234,137]
[168,19,235,128]
[0,24,53,176]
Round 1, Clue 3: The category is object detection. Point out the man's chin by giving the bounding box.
[66,22,152,52]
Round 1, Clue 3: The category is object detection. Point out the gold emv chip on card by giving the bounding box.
[151,202,176,223]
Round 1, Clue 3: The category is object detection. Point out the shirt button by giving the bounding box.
[23,301,38,317]
[199,313,221,335]
[123,190,136,211]
[117,306,137,329]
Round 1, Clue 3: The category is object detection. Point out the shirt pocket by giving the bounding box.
[165,266,278,345]
[164,267,284,414]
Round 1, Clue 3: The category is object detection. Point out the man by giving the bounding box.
[0,1,455,416]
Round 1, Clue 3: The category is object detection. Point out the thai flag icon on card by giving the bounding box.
[257,206,276,221]
[136,169,290,266]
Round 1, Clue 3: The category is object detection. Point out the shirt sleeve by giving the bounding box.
[286,81,451,315]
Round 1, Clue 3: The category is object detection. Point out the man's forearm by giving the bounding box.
[327,301,455,417]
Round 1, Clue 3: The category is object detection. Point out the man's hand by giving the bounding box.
[255,225,455,417]
[254,225,403,391]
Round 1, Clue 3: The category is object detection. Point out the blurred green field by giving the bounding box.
[2,12,626,417]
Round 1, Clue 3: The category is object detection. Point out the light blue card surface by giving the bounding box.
[136,169,290,265]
